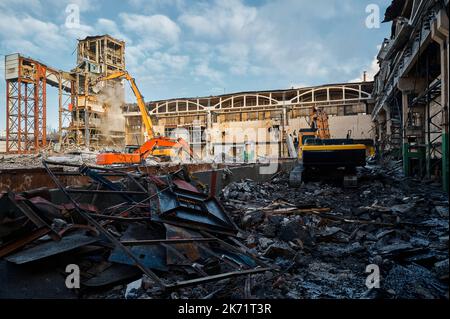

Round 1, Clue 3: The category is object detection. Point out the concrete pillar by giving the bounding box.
[384,105,392,147]
[377,108,386,154]
[431,8,449,192]
[206,110,212,158]
[401,91,410,175]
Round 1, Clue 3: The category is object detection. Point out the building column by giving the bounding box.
[431,8,449,192]
[401,92,410,175]
[206,110,212,159]
[377,109,386,157]
[398,76,426,177]
[384,105,392,149]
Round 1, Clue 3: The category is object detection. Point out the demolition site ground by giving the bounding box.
[0,157,448,300]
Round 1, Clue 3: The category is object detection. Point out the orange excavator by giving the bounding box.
[93,71,197,165]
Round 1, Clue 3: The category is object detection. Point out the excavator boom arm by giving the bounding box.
[94,71,199,165]
[126,76,154,139]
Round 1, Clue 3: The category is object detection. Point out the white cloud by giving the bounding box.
[176,0,378,88]
[120,13,180,45]
[192,61,223,83]
[289,83,311,89]
[62,23,95,41]
[128,0,186,11]
[350,54,379,82]
[95,18,130,43]
[142,52,189,73]
[179,0,258,39]
[177,0,347,82]
[48,0,99,12]
[0,13,68,55]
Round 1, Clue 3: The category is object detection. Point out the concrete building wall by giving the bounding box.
[124,82,375,160]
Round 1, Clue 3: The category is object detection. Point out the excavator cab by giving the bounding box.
[124,145,140,154]
[290,107,367,187]
[297,128,318,159]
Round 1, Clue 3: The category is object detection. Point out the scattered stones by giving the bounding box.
[378,242,414,256]
[279,221,313,246]
[435,206,449,218]
[263,242,296,259]
[258,237,274,250]
[220,163,448,299]
[433,259,449,279]
[390,203,415,214]
[383,264,448,299]
[241,210,265,228]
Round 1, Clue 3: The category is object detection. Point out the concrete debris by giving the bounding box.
[0,161,448,299]
[263,242,296,259]
[0,162,269,299]
[384,264,448,299]
[433,259,449,280]
[124,279,143,299]
[435,206,449,218]
[219,164,449,299]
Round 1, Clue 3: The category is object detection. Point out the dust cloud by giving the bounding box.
[96,81,125,147]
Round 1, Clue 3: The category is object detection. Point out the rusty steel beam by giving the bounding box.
[166,267,271,289]
[42,159,167,289]
[0,227,51,258]
[121,238,217,245]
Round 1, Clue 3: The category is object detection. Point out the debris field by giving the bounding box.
[0,159,447,299]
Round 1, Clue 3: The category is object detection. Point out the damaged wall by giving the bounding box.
[125,82,375,160]
[372,0,449,191]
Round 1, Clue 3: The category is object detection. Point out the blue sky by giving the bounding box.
[0,0,391,131]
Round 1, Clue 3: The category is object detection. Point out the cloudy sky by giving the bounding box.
[0,0,391,131]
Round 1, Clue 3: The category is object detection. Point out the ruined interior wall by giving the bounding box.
[328,114,374,139]
[152,112,375,160]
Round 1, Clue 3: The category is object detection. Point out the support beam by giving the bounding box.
[431,8,449,192]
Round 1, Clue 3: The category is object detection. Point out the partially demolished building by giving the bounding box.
[372,0,449,191]
[124,82,374,160]
[4,35,127,154]
[70,35,126,148]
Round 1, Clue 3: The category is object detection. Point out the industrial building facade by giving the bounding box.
[123,82,374,161]
[372,0,449,191]
[3,35,127,153]
[69,35,126,148]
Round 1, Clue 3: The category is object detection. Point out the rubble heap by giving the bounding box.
[220,165,449,299]
[0,160,448,299]
[0,161,269,299]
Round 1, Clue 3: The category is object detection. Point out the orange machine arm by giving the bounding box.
[94,71,155,139]
[309,107,331,139]
[137,137,197,160]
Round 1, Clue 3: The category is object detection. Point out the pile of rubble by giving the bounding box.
[0,152,99,169]
[0,154,45,169]
[220,165,449,299]
[0,160,448,299]
[0,161,269,299]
